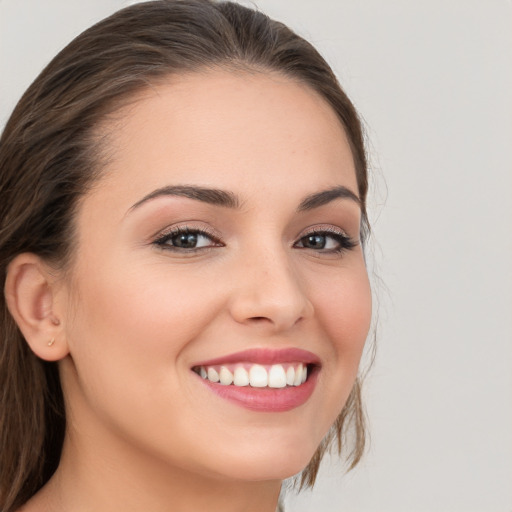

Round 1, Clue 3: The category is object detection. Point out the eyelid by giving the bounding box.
[294,224,359,254]
[149,222,358,253]
[297,224,356,241]
[152,223,224,247]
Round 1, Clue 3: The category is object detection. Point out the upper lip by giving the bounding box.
[192,348,321,367]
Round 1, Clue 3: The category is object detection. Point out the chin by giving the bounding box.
[204,436,320,483]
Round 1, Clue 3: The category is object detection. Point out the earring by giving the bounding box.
[48,338,55,347]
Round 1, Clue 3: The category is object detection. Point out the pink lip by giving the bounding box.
[197,370,319,412]
[191,348,321,412]
[192,348,320,367]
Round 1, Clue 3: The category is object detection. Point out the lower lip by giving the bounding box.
[195,368,318,412]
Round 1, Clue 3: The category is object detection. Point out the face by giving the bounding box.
[56,70,372,482]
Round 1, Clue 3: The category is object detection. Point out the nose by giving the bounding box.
[228,246,314,332]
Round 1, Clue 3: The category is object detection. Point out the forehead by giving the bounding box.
[92,69,358,210]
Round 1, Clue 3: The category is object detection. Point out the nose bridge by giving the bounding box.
[229,240,313,330]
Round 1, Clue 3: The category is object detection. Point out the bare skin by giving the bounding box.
[12,70,371,512]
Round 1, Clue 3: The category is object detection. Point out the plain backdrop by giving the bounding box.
[1,1,511,511]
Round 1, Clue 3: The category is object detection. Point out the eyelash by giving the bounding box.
[295,227,357,254]
[153,226,222,253]
[153,225,357,255]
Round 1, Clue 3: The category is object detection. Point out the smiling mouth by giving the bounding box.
[192,362,312,388]
[190,348,320,412]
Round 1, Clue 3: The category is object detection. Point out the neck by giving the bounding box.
[24,431,282,512]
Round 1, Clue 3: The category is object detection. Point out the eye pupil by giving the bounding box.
[304,234,326,249]
[173,233,198,248]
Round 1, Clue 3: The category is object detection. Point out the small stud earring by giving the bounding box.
[48,338,55,347]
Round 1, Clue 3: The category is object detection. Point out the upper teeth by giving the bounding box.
[196,363,308,388]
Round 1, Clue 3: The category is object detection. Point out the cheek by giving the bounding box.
[66,259,226,368]
[61,260,229,456]
[309,261,372,416]
[315,264,372,353]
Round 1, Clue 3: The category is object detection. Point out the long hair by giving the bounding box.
[0,1,369,510]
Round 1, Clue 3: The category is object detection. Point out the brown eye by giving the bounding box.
[294,230,357,253]
[171,232,200,249]
[154,228,220,251]
[301,234,328,249]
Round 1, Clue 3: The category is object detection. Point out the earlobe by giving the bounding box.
[4,253,69,361]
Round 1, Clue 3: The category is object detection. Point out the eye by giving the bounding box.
[153,227,221,251]
[294,229,356,254]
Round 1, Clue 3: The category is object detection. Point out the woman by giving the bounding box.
[0,1,372,511]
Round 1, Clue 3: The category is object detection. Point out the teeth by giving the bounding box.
[286,366,295,386]
[198,363,311,388]
[293,364,303,386]
[219,366,233,385]
[207,367,220,383]
[268,364,287,388]
[233,367,249,386]
[249,364,268,387]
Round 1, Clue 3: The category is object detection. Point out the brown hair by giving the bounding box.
[0,1,369,509]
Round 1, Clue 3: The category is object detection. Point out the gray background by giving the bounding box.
[1,1,511,511]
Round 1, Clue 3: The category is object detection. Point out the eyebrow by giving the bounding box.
[297,186,361,211]
[129,185,240,211]
[128,184,360,213]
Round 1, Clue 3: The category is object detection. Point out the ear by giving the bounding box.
[4,253,69,361]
